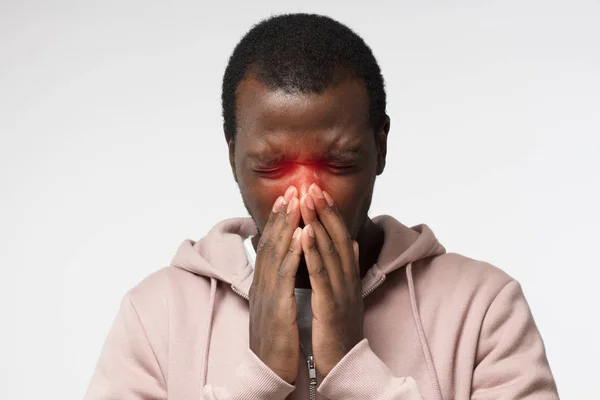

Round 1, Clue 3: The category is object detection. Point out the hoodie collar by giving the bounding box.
[170,215,446,298]
[171,218,256,286]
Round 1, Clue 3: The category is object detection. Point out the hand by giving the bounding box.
[299,183,364,377]
[249,186,303,384]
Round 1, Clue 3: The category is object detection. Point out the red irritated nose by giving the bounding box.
[285,163,323,226]
[293,165,322,200]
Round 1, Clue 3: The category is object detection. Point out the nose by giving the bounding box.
[291,165,321,199]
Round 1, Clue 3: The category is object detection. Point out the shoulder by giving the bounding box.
[413,252,516,307]
[124,266,213,325]
[407,253,531,354]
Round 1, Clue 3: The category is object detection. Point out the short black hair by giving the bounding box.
[221,13,387,143]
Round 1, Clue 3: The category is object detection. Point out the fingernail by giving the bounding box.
[323,191,334,206]
[293,227,301,239]
[310,183,324,199]
[272,196,284,212]
[287,197,297,214]
[284,186,296,204]
[305,194,315,210]
[307,224,315,238]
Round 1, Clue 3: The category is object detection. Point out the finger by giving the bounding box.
[308,184,356,277]
[255,187,299,282]
[300,192,317,225]
[265,195,301,279]
[253,195,284,283]
[301,224,334,297]
[274,226,303,296]
[309,220,345,291]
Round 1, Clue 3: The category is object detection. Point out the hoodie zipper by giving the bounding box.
[362,275,386,298]
[299,343,317,400]
[307,355,317,400]
[233,286,316,399]
[233,278,385,400]
[231,285,249,300]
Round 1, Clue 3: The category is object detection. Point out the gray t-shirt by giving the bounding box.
[243,235,313,358]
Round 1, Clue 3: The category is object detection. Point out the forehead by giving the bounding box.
[234,76,372,158]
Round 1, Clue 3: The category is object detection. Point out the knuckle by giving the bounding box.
[278,251,297,278]
[257,237,275,253]
[324,205,337,216]
[327,241,338,256]
[275,209,287,221]
[270,247,281,262]
[315,262,327,277]
[277,230,286,243]
[277,264,289,279]
[265,213,278,227]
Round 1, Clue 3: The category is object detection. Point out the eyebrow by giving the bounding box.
[247,145,363,163]
[325,147,362,159]
[246,153,285,164]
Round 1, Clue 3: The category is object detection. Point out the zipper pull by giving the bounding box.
[307,355,317,400]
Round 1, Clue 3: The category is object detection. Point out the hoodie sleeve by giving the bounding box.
[317,339,423,400]
[202,349,296,399]
[83,294,168,400]
[317,280,559,400]
[471,280,559,399]
[84,293,295,400]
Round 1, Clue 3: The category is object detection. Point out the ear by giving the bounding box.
[225,127,238,183]
[375,115,390,175]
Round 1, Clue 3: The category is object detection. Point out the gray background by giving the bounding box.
[1,1,598,398]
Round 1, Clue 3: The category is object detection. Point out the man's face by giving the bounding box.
[229,75,388,239]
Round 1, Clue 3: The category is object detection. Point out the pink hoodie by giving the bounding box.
[84,215,558,399]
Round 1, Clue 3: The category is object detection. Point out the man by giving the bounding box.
[84,13,558,400]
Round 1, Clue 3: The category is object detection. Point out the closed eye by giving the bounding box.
[252,163,357,177]
[329,164,357,173]
[252,167,288,178]
[330,164,355,169]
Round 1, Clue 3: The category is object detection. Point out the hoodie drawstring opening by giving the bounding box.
[200,277,217,389]
[406,262,443,400]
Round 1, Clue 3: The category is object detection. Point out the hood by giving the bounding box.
[170,215,446,297]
